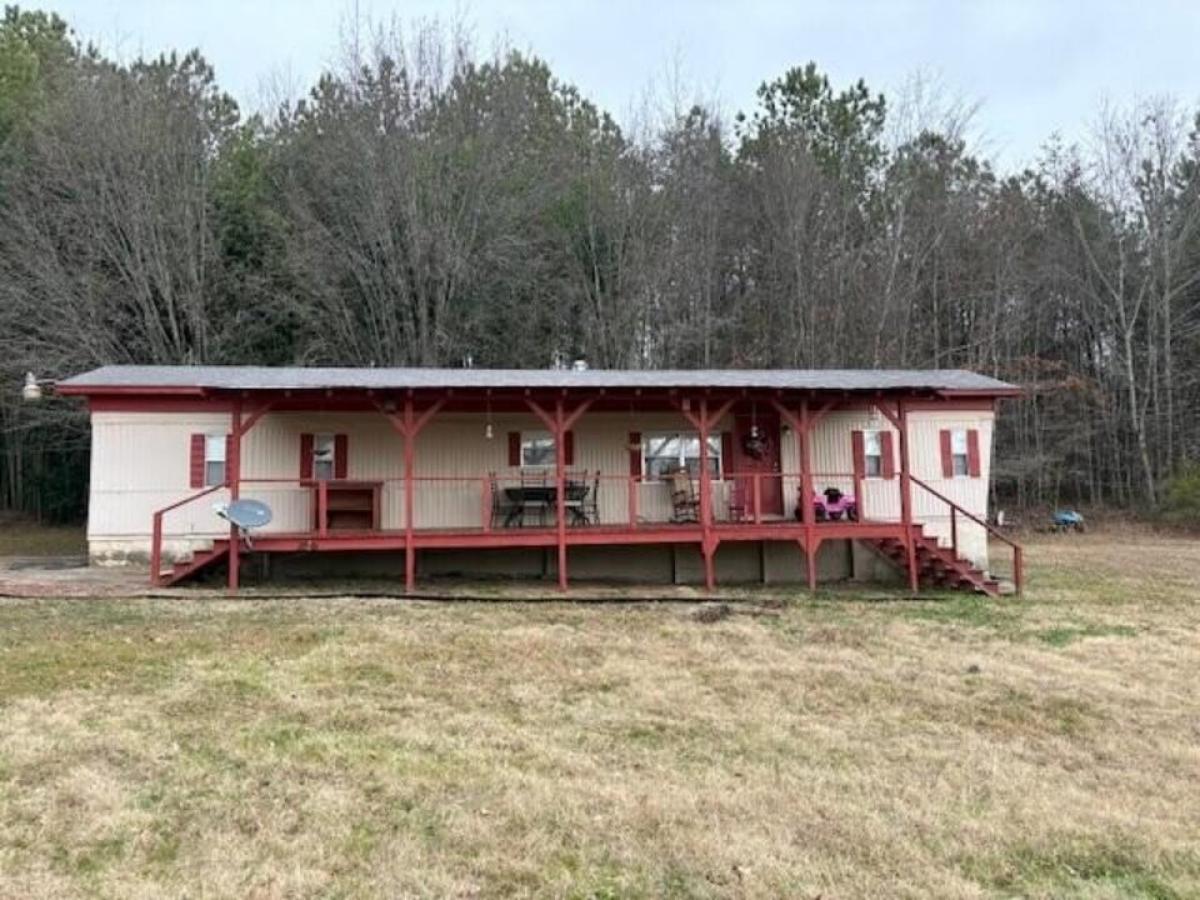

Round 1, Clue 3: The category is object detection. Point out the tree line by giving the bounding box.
[2,7,1198,523]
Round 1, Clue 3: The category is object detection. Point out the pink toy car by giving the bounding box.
[797,486,858,522]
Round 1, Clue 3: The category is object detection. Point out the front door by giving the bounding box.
[732,413,783,517]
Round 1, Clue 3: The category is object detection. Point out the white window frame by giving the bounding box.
[313,433,336,481]
[520,430,556,468]
[641,431,722,481]
[950,429,970,478]
[203,434,227,487]
[863,429,884,479]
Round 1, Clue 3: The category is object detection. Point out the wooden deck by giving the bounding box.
[239,518,912,553]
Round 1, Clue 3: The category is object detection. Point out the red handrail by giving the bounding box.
[910,475,1023,594]
[150,482,227,585]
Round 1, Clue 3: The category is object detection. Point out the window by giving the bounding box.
[950,429,970,477]
[313,433,336,481]
[521,431,556,468]
[863,430,883,478]
[642,432,722,480]
[203,434,227,487]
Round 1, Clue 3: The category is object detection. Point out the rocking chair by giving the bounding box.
[668,467,700,523]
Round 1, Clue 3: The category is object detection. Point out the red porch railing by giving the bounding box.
[150,482,228,585]
[910,475,1023,594]
[149,468,908,586]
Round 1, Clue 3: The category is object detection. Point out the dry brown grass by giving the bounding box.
[0,534,1198,898]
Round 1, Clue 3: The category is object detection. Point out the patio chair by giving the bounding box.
[519,468,550,526]
[562,470,588,526]
[668,467,700,523]
[489,472,516,528]
[583,470,601,525]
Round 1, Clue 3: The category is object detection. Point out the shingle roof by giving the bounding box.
[58,365,1019,395]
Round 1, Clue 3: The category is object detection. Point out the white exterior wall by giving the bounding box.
[88,405,994,570]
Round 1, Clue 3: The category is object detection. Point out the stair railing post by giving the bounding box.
[950,506,958,558]
[151,511,164,586]
[1014,545,1024,596]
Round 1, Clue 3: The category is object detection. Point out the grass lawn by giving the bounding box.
[0,533,1198,898]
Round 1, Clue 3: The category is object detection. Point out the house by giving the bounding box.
[56,366,1024,595]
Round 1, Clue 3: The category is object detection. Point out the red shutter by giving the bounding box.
[564,430,575,466]
[300,433,314,480]
[939,430,954,478]
[507,431,521,467]
[851,430,865,480]
[721,431,734,478]
[334,434,349,479]
[628,432,641,478]
[225,435,236,485]
[189,434,205,488]
[880,431,896,480]
[967,429,982,478]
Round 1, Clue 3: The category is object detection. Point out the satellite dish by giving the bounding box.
[221,499,273,530]
[215,499,273,549]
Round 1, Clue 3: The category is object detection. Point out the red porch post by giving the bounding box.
[799,399,818,592]
[773,396,837,593]
[526,395,593,592]
[674,395,732,593]
[897,397,919,593]
[227,397,243,593]
[403,397,417,593]
[871,396,919,594]
[378,394,445,594]
[697,397,715,592]
[554,398,568,591]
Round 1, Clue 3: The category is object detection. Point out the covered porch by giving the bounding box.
[141,385,987,594]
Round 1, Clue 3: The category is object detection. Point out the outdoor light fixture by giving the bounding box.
[21,372,55,402]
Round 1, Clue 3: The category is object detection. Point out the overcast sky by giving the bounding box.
[43,0,1200,170]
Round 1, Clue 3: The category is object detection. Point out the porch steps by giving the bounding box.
[157,539,229,587]
[865,530,1007,597]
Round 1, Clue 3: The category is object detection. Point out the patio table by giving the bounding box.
[503,482,589,526]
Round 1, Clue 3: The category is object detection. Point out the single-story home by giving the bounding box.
[56,366,1024,595]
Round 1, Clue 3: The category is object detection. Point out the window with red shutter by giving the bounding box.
[191,434,227,488]
[563,430,575,466]
[941,429,972,477]
[507,432,521,467]
[628,432,641,478]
